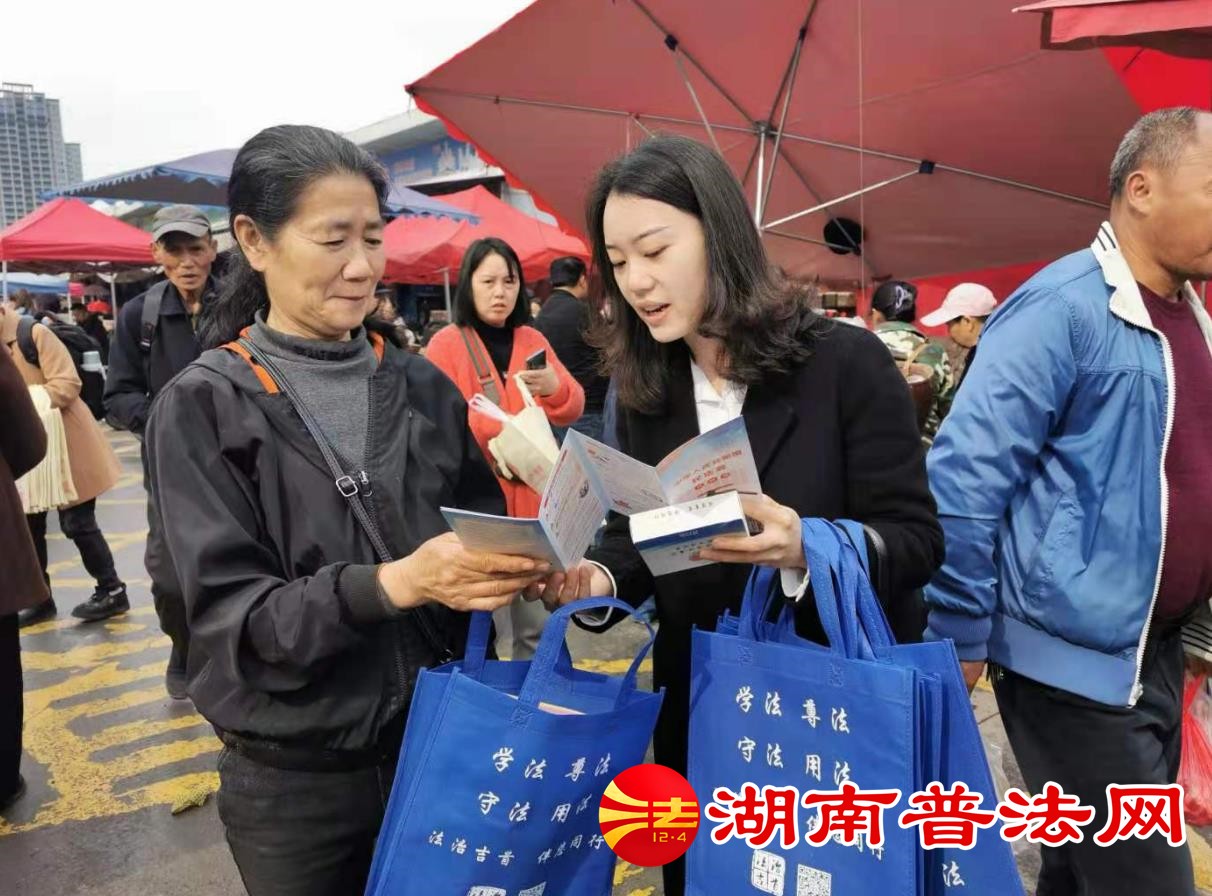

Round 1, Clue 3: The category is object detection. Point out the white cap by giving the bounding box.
[920,283,997,327]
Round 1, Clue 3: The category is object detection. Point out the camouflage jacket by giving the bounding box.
[874,321,956,438]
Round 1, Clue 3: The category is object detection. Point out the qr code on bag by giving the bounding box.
[796,864,832,896]
[750,850,786,894]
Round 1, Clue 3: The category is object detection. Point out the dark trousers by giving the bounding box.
[25,498,122,594]
[216,747,394,896]
[0,614,21,798]
[994,626,1194,896]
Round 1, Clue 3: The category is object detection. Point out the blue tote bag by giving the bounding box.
[832,523,1023,896]
[687,519,1021,896]
[687,519,939,896]
[366,597,662,896]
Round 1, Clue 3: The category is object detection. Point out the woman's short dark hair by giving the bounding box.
[199,125,391,349]
[452,237,530,328]
[586,134,824,414]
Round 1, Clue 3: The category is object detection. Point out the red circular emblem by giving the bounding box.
[598,763,701,866]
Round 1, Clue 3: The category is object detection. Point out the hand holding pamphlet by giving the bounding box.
[442,418,761,575]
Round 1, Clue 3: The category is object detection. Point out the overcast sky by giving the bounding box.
[5,1,531,179]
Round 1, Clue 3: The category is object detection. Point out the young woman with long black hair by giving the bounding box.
[530,134,944,896]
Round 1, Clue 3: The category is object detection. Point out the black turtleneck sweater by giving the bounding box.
[472,318,516,380]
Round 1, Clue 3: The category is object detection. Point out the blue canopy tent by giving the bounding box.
[4,273,68,295]
[46,149,479,221]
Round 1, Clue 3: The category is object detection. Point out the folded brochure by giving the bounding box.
[441,417,759,574]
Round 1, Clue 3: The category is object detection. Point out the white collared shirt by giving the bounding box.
[582,359,809,625]
[689,361,808,599]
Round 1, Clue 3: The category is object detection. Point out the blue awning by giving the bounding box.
[2,273,69,295]
[47,149,237,207]
[47,149,478,222]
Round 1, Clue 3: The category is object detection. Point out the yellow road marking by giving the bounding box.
[108,737,220,788]
[21,636,168,673]
[613,860,645,886]
[1,653,216,835]
[1190,826,1212,892]
[47,576,149,590]
[85,714,212,752]
[126,770,218,813]
[103,622,150,635]
[578,658,654,676]
[1,426,218,837]
[20,604,157,637]
[60,677,173,722]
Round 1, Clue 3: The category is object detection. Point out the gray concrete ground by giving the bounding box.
[1,428,1207,895]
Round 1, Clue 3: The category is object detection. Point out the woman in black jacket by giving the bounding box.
[529,135,944,896]
[145,126,549,896]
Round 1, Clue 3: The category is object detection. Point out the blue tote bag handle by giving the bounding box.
[462,608,579,681]
[737,518,864,657]
[519,597,656,711]
[737,519,895,661]
[831,522,896,651]
[462,610,495,678]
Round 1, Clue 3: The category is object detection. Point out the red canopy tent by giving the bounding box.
[0,198,154,302]
[383,185,589,291]
[409,0,1154,305]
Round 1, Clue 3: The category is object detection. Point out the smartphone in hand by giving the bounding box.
[525,349,547,370]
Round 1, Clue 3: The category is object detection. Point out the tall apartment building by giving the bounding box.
[0,83,79,227]
[65,143,83,186]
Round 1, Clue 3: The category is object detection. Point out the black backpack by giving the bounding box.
[16,317,107,420]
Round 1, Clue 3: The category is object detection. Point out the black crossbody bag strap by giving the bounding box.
[235,337,453,663]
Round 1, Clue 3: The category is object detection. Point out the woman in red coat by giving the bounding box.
[427,237,584,658]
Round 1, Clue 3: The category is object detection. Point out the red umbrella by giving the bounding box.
[1015,0,1212,56]
[1101,45,1212,111]
[408,0,1147,288]
[1014,1,1212,112]
[383,185,589,285]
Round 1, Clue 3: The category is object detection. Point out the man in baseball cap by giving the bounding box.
[921,283,997,388]
[867,279,955,440]
[101,203,217,697]
[105,204,216,437]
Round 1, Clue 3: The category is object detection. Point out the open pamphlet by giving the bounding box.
[441,417,761,575]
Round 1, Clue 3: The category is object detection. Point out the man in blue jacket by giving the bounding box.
[926,107,1212,895]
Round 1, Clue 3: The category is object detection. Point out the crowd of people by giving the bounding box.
[1,104,1210,896]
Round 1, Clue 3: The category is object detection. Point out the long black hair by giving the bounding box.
[451,237,530,328]
[198,125,392,349]
[586,134,824,414]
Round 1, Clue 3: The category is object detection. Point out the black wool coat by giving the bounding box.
[586,321,944,777]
